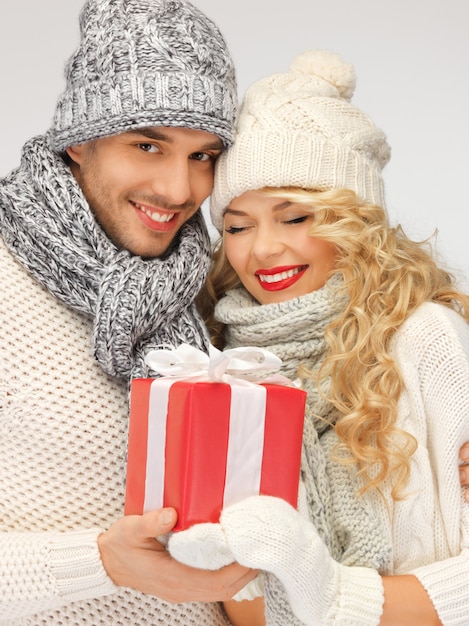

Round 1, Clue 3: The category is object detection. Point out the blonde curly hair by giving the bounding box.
[198,186,469,498]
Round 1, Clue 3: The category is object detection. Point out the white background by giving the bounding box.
[1,1,467,288]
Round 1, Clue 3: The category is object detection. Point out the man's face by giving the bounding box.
[66,126,223,258]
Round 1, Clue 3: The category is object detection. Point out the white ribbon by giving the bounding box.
[223,383,266,508]
[145,343,290,384]
[144,378,173,512]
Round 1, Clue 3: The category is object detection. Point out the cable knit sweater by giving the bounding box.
[216,287,469,625]
[368,301,469,625]
[0,237,230,625]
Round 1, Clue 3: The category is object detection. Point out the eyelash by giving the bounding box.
[225,216,309,235]
[225,226,245,235]
[286,216,308,224]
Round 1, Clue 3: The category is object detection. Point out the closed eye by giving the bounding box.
[285,215,308,225]
[224,225,247,235]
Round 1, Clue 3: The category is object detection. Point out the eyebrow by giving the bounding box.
[125,127,224,151]
[223,200,293,218]
[223,208,246,218]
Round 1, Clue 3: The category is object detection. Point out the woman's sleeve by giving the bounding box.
[408,308,469,625]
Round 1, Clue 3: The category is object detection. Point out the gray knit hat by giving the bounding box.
[50,0,237,152]
[211,49,391,232]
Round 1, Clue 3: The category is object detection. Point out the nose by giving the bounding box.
[150,157,192,206]
[251,225,284,262]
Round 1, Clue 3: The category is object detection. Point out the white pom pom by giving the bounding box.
[289,49,356,100]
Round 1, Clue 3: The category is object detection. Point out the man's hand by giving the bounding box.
[459,443,469,502]
[98,508,257,602]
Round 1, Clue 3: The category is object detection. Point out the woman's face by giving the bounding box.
[223,190,337,304]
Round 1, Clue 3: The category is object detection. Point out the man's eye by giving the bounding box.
[138,143,158,153]
[190,152,213,162]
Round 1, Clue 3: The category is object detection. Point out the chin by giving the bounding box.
[118,233,174,259]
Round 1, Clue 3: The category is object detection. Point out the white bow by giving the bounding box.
[144,343,284,382]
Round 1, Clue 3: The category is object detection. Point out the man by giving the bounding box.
[0,0,255,623]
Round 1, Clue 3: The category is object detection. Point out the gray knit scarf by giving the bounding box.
[216,281,391,625]
[0,134,210,380]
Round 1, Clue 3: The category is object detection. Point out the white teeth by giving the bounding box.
[258,267,302,283]
[135,203,175,223]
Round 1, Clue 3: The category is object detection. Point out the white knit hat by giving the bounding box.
[210,49,391,232]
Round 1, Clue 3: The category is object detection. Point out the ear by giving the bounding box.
[65,144,85,165]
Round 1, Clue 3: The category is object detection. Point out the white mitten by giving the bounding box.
[220,495,385,626]
[168,522,264,601]
[169,478,310,566]
[169,522,234,570]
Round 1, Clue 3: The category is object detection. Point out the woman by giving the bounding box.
[170,49,469,625]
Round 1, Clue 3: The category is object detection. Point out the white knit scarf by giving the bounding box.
[0,134,211,379]
[216,281,391,625]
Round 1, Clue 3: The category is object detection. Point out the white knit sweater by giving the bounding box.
[0,238,229,625]
[363,301,469,624]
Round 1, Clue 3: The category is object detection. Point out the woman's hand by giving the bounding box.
[170,495,383,625]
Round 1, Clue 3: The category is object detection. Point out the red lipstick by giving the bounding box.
[255,265,307,292]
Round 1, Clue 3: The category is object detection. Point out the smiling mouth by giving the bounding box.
[256,266,307,284]
[133,201,176,223]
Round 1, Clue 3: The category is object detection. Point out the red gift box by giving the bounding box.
[124,376,306,531]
